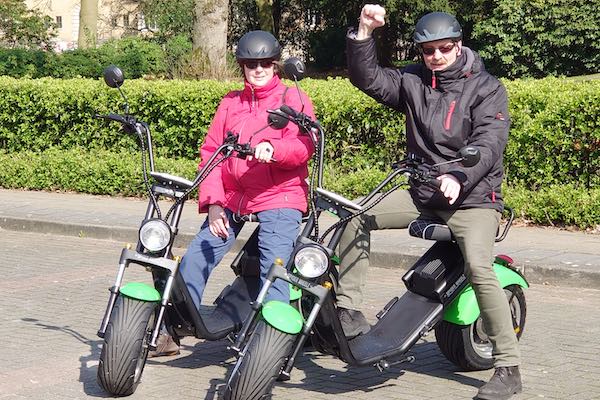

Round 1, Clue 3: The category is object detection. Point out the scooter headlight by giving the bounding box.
[294,245,329,279]
[139,219,172,253]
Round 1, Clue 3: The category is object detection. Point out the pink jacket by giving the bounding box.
[198,75,316,215]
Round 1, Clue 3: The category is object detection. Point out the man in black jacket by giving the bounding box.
[338,5,521,400]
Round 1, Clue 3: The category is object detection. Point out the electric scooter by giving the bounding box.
[223,107,528,400]
[94,65,305,396]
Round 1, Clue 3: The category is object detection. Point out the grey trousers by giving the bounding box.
[337,189,520,367]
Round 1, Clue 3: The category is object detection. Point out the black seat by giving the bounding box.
[408,218,454,242]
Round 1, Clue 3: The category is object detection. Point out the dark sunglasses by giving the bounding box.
[420,42,456,56]
[244,60,274,69]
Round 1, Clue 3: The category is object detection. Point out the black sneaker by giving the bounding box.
[476,366,522,400]
[337,307,370,338]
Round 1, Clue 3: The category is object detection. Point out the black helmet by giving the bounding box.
[235,30,281,61]
[413,12,462,44]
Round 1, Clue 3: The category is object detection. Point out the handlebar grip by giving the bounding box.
[94,113,128,124]
[427,177,442,189]
[237,146,277,162]
[280,104,299,117]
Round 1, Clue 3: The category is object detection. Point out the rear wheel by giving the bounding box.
[435,284,526,371]
[224,321,296,400]
[97,295,157,396]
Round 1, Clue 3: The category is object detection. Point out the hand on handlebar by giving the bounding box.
[208,204,230,239]
[248,141,275,163]
[437,174,461,205]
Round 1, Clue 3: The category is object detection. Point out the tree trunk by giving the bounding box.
[256,0,273,33]
[192,0,229,77]
[78,0,98,49]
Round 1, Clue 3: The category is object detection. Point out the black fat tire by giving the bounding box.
[224,321,295,400]
[435,284,526,371]
[97,295,157,396]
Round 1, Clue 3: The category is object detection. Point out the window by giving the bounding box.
[111,16,118,27]
[56,16,62,28]
[123,13,129,27]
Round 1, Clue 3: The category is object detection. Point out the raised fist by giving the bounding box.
[358,4,386,38]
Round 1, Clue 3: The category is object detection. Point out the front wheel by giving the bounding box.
[224,321,296,400]
[97,295,157,396]
[435,284,526,371]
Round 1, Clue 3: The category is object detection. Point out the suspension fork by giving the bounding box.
[230,261,331,374]
[97,246,132,338]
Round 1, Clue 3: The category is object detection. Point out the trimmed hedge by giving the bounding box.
[0,38,167,79]
[2,147,596,229]
[504,78,600,189]
[1,76,600,228]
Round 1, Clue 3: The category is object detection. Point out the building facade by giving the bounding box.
[25,0,145,51]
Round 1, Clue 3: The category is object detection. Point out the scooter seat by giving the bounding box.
[408,218,453,242]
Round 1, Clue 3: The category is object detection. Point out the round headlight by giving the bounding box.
[139,219,172,252]
[294,245,329,279]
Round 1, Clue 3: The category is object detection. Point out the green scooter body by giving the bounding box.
[443,262,528,325]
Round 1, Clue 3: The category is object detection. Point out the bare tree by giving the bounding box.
[78,0,98,48]
[192,0,229,77]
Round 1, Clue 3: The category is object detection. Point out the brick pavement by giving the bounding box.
[1,229,600,399]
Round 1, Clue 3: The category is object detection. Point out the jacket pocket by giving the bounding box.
[444,100,456,131]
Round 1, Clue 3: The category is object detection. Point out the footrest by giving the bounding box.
[348,291,443,366]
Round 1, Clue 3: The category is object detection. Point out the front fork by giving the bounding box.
[230,261,332,377]
[97,246,181,349]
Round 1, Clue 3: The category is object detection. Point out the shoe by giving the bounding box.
[476,366,522,400]
[148,333,180,358]
[337,307,371,338]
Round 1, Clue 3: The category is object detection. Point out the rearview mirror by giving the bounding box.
[103,65,124,88]
[267,109,290,130]
[283,57,306,81]
[459,146,480,167]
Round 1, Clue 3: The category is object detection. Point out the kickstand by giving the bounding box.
[375,355,416,372]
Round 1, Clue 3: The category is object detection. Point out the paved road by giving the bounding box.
[1,229,599,399]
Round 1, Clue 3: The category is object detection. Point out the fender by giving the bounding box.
[289,283,302,301]
[120,282,161,302]
[443,263,529,325]
[261,300,303,334]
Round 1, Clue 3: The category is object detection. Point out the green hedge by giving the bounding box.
[2,147,596,228]
[0,37,167,79]
[504,78,600,189]
[0,76,406,167]
[1,76,600,228]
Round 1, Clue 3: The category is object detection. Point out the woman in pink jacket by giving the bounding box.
[179,30,316,311]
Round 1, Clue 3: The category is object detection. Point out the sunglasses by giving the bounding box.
[420,42,456,56]
[244,60,274,69]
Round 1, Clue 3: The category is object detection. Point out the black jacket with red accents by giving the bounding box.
[346,35,509,212]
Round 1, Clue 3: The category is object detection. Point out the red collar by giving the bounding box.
[243,75,281,100]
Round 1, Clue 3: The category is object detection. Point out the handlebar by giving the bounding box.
[278,104,321,131]
[94,113,128,124]
[223,133,276,162]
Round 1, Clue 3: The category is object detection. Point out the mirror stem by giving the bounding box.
[432,158,462,167]
[293,77,305,113]
[117,86,129,115]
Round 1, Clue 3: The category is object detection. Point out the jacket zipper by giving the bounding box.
[235,85,257,215]
[444,100,456,130]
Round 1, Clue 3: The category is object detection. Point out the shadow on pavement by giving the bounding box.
[20,317,110,398]
[281,340,486,396]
